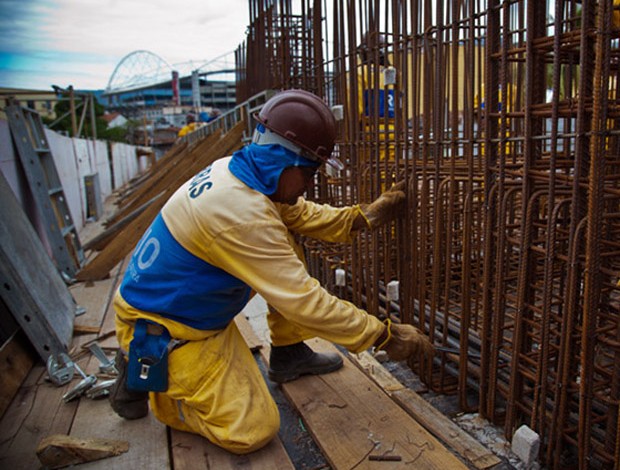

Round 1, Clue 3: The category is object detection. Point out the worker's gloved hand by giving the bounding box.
[357,181,406,230]
[375,320,434,361]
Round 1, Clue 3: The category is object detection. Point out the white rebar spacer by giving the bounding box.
[335,268,346,286]
[386,280,399,301]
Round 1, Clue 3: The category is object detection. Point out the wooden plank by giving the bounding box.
[93,261,126,352]
[234,315,263,352]
[349,351,501,470]
[70,277,116,330]
[110,132,221,223]
[75,201,161,282]
[83,193,165,252]
[0,365,79,469]
[110,141,188,218]
[0,330,35,418]
[171,429,294,470]
[69,368,170,469]
[68,274,118,356]
[261,339,469,469]
[36,434,129,469]
[73,325,101,335]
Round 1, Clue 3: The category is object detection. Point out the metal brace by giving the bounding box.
[88,343,118,375]
[62,361,97,403]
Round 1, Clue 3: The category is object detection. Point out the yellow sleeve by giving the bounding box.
[177,123,198,137]
[207,221,384,353]
[277,198,365,243]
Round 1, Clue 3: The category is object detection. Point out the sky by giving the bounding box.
[0,0,250,91]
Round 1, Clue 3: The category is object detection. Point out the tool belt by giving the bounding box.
[127,319,186,392]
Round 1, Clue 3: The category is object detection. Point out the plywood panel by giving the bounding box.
[46,129,84,230]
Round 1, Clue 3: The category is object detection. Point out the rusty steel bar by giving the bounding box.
[581,1,611,467]
[237,0,620,467]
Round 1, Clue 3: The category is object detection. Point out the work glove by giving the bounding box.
[375,320,434,361]
[357,181,406,229]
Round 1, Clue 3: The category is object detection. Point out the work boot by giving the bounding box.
[109,349,149,420]
[268,342,343,383]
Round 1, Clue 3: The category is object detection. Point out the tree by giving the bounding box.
[42,92,136,143]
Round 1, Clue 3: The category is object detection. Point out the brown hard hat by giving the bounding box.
[358,32,388,65]
[360,31,387,48]
[255,89,337,163]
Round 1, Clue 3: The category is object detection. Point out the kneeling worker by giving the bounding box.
[109,89,433,454]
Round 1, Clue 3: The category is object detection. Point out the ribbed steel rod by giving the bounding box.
[238,1,620,467]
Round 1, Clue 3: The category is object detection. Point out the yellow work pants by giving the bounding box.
[114,294,280,454]
[113,232,315,454]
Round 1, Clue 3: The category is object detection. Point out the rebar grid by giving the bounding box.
[237,1,620,468]
[236,0,326,102]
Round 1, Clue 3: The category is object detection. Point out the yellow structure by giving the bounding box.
[0,88,57,120]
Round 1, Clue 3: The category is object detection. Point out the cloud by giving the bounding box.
[0,0,249,90]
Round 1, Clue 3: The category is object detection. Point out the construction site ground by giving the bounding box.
[0,198,521,470]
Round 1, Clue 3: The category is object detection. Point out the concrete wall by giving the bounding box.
[0,117,145,248]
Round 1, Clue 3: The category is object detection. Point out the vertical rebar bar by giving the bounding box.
[237,1,620,466]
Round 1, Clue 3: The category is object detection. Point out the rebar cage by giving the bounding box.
[237,1,620,468]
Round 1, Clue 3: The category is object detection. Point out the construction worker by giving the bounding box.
[177,113,199,138]
[109,89,433,454]
[355,32,397,194]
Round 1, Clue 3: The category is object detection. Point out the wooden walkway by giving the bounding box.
[0,216,502,469]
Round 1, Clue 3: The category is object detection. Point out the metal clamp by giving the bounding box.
[62,361,97,403]
[88,343,118,375]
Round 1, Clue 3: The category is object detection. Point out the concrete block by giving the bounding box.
[511,424,540,467]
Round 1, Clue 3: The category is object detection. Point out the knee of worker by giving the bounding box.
[220,413,280,455]
[151,393,281,455]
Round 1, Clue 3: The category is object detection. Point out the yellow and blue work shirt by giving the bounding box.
[118,151,384,353]
[120,212,251,330]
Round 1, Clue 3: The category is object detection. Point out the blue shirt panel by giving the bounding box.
[363,89,395,118]
[120,213,250,330]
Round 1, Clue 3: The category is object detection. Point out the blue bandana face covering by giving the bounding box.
[228,141,320,195]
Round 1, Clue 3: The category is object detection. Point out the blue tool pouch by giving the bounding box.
[127,319,172,392]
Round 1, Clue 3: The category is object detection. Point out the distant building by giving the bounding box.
[101,50,237,124]
[101,111,128,128]
[0,87,57,120]
[103,75,236,122]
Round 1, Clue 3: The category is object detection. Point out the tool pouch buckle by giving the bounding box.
[127,319,171,392]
